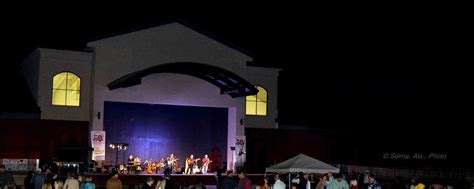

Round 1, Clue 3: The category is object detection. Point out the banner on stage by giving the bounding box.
[91,131,106,161]
[235,136,246,162]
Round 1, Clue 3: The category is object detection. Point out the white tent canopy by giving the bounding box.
[265,153,340,174]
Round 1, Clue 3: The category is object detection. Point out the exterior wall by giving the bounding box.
[21,50,41,103]
[244,66,279,129]
[36,48,93,121]
[88,22,279,129]
[21,22,279,168]
[88,22,279,168]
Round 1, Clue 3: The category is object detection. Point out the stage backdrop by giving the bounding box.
[104,101,228,169]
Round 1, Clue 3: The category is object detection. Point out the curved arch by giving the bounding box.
[246,85,267,116]
[52,71,81,106]
[107,62,258,98]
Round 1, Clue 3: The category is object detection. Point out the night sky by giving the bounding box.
[1,8,470,133]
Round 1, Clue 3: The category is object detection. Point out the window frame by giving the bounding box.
[245,85,267,116]
[51,71,82,107]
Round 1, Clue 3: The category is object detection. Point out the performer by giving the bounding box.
[201,154,212,174]
[185,154,200,174]
[127,155,134,172]
[166,153,178,173]
[128,155,134,165]
[133,157,141,166]
[157,158,166,174]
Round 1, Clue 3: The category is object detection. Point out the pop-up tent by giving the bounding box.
[265,153,339,189]
[265,153,339,174]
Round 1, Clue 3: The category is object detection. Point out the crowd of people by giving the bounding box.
[0,164,96,189]
[216,170,456,189]
[28,168,96,189]
[1,164,471,189]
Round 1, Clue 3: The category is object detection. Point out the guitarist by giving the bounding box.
[201,154,212,174]
[166,153,178,173]
[185,154,200,174]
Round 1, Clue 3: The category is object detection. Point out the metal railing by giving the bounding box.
[332,164,471,181]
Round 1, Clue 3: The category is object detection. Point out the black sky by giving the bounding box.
[1,8,471,130]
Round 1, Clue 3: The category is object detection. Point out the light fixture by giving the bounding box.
[109,143,129,168]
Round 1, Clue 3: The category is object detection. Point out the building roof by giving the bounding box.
[88,19,256,59]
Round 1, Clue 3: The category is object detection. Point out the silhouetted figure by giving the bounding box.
[238,172,251,189]
[142,177,154,189]
[106,171,122,189]
[83,177,96,189]
[64,173,80,189]
[297,173,307,189]
[390,176,405,189]
[315,175,327,189]
[0,165,15,189]
[164,170,177,189]
[273,174,286,189]
[31,168,50,189]
[257,177,270,189]
[328,174,349,189]
[24,170,35,189]
[363,174,380,189]
[409,177,424,189]
[220,171,237,189]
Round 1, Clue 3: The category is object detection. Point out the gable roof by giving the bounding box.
[88,19,255,58]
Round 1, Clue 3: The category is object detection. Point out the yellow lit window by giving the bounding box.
[246,86,267,116]
[52,72,81,106]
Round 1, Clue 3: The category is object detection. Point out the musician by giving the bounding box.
[127,155,134,173]
[133,157,141,166]
[128,155,134,165]
[201,154,212,174]
[166,153,178,173]
[185,154,200,174]
[157,158,166,174]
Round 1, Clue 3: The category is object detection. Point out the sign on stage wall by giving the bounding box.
[91,131,106,161]
[235,136,246,163]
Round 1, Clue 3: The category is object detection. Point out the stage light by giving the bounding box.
[109,143,129,168]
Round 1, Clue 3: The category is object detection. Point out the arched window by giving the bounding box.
[52,72,81,106]
[246,86,267,116]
